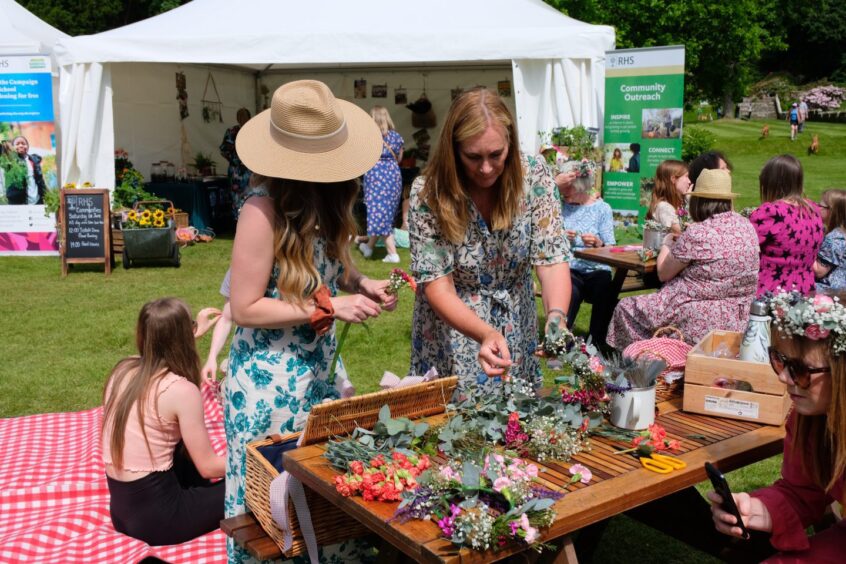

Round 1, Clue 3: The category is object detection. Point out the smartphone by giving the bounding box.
[704,462,750,540]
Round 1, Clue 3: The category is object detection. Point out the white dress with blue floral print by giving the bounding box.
[223,192,372,563]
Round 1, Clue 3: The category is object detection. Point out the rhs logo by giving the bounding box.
[29,58,47,70]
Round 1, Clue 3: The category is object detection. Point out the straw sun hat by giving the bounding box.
[689,168,738,200]
[236,80,382,183]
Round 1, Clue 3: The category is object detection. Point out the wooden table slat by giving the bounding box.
[282,392,785,564]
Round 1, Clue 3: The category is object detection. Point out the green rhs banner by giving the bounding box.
[602,46,685,226]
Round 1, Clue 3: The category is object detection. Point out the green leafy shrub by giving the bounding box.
[682,126,716,162]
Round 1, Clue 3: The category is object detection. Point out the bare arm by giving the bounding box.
[813,260,832,279]
[202,300,232,382]
[424,274,512,377]
[536,262,571,330]
[657,235,689,282]
[163,380,225,479]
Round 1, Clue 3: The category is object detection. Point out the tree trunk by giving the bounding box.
[722,90,735,119]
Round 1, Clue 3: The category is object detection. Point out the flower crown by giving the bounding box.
[767,291,846,354]
[575,159,597,179]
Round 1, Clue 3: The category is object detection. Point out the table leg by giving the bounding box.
[611,267,629,304]
[549,535,578,564]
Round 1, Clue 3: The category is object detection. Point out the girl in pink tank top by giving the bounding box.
[101,298,225,546]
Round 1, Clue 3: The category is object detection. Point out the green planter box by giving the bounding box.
[121,223,179,268]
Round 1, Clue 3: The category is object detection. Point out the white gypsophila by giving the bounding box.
[768,291,846,353]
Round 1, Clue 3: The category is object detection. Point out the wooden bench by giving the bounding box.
[620,270,647,293]
[220,513,282,561]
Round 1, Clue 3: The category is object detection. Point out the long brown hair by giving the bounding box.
[421,88,523,244]
[821,188,846,234]
[252,175,358,303]
[102,298,201,470]
[782,332,846,492]
[648,159,687,220]
[759,154,813,214]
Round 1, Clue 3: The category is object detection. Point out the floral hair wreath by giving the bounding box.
[767,291,846,354]
[575,158,597,179]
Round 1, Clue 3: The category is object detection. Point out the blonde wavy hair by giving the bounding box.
[370,106,395,136]
[253,174,358,304]
[421,88,523,244]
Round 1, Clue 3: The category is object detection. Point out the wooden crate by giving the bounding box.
[683,330,790,425]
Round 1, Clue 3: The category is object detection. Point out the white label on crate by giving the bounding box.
[703,395,760,419]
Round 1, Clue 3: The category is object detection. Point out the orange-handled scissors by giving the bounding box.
[615,447,687,474]
[638,453,687,474]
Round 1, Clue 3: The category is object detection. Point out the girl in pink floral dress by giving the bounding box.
[750,154,824,296]
[608,169,759,350]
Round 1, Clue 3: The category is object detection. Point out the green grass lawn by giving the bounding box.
[3,118,843,561]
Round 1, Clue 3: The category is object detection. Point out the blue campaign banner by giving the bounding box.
[0,72,54,122]
[0,55,59,255]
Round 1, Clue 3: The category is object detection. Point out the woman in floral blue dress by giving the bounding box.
[359,106,404,264]
[225,81,396,563]
[409,88,571,387]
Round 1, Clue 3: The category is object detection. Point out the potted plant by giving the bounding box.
[121,202,179,268]
[191,152,217,176]
[642,219,670,251]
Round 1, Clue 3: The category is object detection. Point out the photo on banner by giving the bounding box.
[0,54,59,255]
[601,46,685,226]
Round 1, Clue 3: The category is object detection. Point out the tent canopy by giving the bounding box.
[54,0,614,188]
[1,0,68,57]
[55,0,612,67]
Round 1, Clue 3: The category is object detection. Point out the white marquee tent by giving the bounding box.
[1,0,68,56]
[54,0,614,189]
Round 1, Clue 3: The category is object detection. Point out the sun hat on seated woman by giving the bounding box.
[689,168,738,199]
[235,80,382,182]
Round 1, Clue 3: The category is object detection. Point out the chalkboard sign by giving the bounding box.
[60,188,111,276]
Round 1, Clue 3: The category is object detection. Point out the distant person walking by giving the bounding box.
[788,103,800,141]
[798,99,809,133]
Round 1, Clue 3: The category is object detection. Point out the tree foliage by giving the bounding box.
[549,0,786,113]
[19,0,185,37]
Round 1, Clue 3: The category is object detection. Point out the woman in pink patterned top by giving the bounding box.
[608,169,759,350]
[749,155,824,296]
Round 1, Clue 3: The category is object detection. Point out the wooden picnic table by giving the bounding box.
[574,246,658,301]
[282,386,785,563]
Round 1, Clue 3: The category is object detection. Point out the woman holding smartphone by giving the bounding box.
[709,291,846,560]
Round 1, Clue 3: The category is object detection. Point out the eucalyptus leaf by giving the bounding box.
[413,422,429,437]
[462,461,481,489]
[378,404,391,423]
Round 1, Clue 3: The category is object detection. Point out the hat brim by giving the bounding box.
[689,192,739,199]
[235,100,382,183]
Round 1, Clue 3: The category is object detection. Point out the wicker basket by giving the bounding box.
[245,376,458,557]
[172,211,189,228]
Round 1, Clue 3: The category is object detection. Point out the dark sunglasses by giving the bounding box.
[768,347,830,389]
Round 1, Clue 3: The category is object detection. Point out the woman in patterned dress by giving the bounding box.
[409,88,571,387]
[750,154,824,296]
[608,169,759,350]
[224,80,397,563]
[219,108,252,221]
[359,106,404,263]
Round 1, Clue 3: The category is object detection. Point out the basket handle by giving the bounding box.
[132,199,175,214]
[652,325,684,341]
[633,349,671,368]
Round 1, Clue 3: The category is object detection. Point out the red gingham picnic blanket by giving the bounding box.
[0,382,227,564]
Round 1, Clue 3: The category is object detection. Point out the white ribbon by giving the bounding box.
[269,433,320,564]
[379,367,438,389]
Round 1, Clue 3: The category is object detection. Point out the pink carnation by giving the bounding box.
[569,463,592,484]
[805,324,830,340]
[813,294,835,313]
